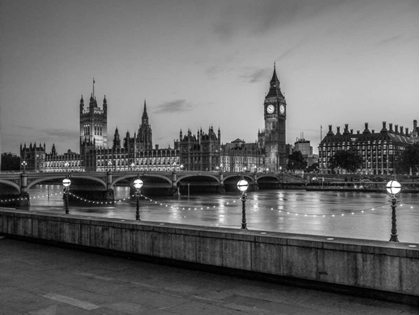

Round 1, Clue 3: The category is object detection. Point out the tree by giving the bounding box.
[328,148,363,173]
[306,162,319,173]
[1,153,21,171]
[398,142,419,174]
[287,151,307,170]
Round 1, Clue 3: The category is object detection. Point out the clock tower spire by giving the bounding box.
[263,63,287,171]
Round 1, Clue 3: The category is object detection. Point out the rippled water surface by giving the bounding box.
[25,185,419,243]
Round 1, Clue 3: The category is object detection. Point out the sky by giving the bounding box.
[0,0,418,155]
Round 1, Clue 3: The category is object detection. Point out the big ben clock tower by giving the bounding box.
[264,64,287,171]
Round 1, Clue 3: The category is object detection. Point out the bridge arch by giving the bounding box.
[0,179,20,193]
[256,174,280,183]
[112,174,172,187]
[176,174,220,185]
[222,174,255,185]
[27,175,107,190]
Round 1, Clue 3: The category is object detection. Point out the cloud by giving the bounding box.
[153,100,194,114]
[212,0,344,40]
[11,125,78,141]
[376,35,401,47]
[240,67,270,83]
[43,128,79,139]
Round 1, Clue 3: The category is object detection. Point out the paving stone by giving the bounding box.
[0,239,417,315]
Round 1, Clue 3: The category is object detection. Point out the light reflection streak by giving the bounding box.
[24,185,419,243]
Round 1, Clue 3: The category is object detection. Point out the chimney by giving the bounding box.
[406,128,409,136]
[357,130,360,134]
[400,126,403,134]
[381,121,387,133]
[389,123,393,132]
[350,129,353,134]
[414,120,418,130]
[395,125,398,133]
[155,144,159,150]
[327,125,334,135]
[363,122,370,134]
[336,127,341,135]
[372,130,375,133]
[343,124,350,135]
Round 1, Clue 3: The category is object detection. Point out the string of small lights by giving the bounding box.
[136,194,416,218]
[0,192,63,203]
[0,192,416,219]
[68,192,132,204]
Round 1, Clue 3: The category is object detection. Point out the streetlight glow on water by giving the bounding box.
[26,185,419,243]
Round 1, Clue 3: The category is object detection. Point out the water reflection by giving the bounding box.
[17,185,419,243]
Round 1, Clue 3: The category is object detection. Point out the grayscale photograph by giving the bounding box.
[0,0,418,314]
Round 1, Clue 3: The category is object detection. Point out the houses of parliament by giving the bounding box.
[20,65,418,175]
[20,66,287,173]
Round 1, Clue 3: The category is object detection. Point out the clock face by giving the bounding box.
[267,105,275,114]
[279,105,285,114]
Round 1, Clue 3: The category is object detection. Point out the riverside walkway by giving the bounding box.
[0,237,417,315]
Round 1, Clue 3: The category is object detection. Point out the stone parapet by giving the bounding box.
[0,209,417,304]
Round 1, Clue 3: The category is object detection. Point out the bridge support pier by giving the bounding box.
[218,183,225,193]
[17,172,30,208]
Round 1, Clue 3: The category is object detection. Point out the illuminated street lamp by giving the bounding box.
[21,160,27,173]
[108,161,112,171]
[133,177,144,220]
[64,162,69,173]
[131,162,135,171]
[237,179,249,229]
[62,177,71,214]
[386,180,401,242]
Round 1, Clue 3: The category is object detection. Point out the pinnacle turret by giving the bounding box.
[267,63,284,98]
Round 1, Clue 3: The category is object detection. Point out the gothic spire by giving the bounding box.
[270,62,279,85]
[267,63,284,98]
[142,100,149,124]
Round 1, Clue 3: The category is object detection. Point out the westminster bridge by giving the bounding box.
[0,170,305,206]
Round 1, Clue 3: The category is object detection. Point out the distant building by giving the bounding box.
[292,137,318,166]
[177,127,221,171]
[83,100,178,172]
[41,145,82,172]
[221,139,265,172]
[261,64,287,171]
[24,82,179,172]
[318,121,419,175]
[20,143,46,172]
[79,93,108,157]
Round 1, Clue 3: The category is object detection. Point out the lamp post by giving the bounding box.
[108,161,112,172]
[131,163,135,172]
[386,180,401,242]
[64,162,69,173]
[21,160,27,173]
[237,179,249,229]
[279,166,282,183]
[62,177,71,214]
[133,177,144,220]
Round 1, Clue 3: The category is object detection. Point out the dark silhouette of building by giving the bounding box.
[79,89,108,156]
[261,64,287,171]
[19,143,45,172]
[178,127,221,171]
[220,139,265,172]
[318,121,419,175]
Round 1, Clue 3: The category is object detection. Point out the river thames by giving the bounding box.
[25,184,419,243]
